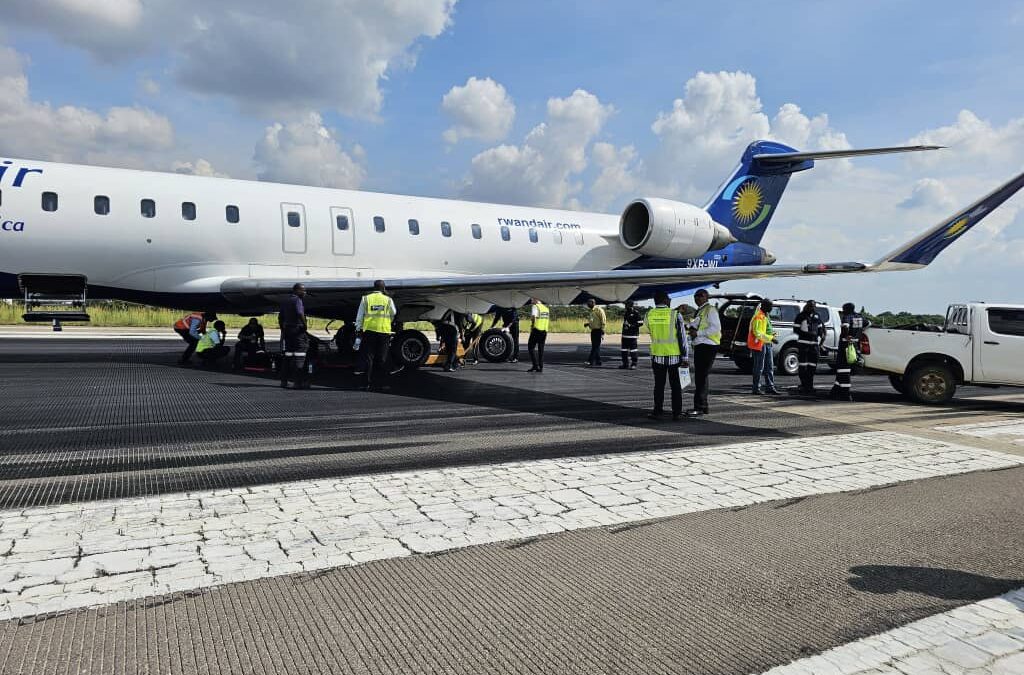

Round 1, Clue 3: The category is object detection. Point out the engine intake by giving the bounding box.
[620,198,735,259]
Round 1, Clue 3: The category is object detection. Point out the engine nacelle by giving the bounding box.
[619,198,735,259]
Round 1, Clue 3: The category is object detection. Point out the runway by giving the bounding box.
[2,335,1024,674]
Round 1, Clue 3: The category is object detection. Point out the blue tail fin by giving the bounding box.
[704,140,810,246]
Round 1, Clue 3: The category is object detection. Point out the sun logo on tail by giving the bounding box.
[732,181,764,225]
[943,216,970,240]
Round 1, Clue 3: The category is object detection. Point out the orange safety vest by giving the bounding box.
[746,309,771,351]
[174,312,206,333]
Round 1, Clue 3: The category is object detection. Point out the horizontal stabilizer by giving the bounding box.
[752,145,942,164]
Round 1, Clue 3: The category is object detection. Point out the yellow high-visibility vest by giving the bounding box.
[196,330,219,353]
[469,313,483,331]
[532,302,550,331]
[647,307,681,357]
[362,292,392,334]
[696,304,722,345]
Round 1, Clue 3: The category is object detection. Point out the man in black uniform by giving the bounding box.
[278,283,310,389]
[436,310,461,372]
[619,299,644,369]
[830,302,866,401]
[233,317,267,369]
[491,307,520,363]
[793,300,825,395]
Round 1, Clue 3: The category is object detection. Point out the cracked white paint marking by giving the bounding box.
[1,431,1020,620]
[760,588,1024,674]
[939,419,1024,446]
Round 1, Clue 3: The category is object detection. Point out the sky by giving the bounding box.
[0,0,1022,313]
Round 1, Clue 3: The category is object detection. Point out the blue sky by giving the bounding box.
[1,0,1022,312]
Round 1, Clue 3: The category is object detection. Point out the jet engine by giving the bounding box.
[619,198,735,259]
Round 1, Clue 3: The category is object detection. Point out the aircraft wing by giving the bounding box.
[221,168,1024,309]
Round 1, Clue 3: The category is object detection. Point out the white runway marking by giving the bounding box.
[940,419,1024,446]
[0,432,1020,620]
[760,588,1024,674]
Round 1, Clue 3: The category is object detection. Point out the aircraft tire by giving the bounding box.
[480,328,513,363]
[391,329,431,369]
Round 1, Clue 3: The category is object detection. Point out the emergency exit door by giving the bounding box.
[281,203,307,254]
[331,206,354,255]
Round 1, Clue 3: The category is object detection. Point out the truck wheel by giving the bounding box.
[391,329,430,368]
[733,357,754,374]
[480,328,513,363]
[906,363,956,404]
[778,346,800,377]
[889,374,907,395]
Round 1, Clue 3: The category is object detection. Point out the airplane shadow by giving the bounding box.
[848,564,1024,602]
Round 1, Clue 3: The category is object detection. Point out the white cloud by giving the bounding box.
[907,110,1024,172]
[898,177,956,210]
[589,142,641,212]
[0,0,457,117]
[0,45,174,166]
[460,89,613,208]
[254,112,365,188]
[441,77,515,144]
[172,159,228,178]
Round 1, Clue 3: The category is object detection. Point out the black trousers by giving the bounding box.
[176,328,198,362]
[621,335,638,367]
[588,329,604,364]
[528,328,547,370]
[361,330,391,386]
[507,325,520,361]
[831,341,854,400]
[693,344,716,413]
[280,327,310,387]
[233,341,259,368]
[652,361,682,415]
[463,328,482,362]
[197,345,230,366]
[438,324,459,370]
[797,342,819,392]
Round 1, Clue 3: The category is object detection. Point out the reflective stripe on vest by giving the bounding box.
[697,304,722,345]
[647,307,681,357]
[362,292,392,334]
[174,312,204,332]
[533,303,550,332]
[195,330,218,353]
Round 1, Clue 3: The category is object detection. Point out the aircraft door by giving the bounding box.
[331,206,354,255]
[978,306,1024,383]
[281,203,307,254]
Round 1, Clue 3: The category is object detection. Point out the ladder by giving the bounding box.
[18,274,90,330]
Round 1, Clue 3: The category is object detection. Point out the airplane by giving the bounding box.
[0,140,1022,367]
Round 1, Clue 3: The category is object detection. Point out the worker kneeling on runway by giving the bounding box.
[461,312,484,365]
[196,320,230,367]
[233,317,267,370]
[173,310,216,365]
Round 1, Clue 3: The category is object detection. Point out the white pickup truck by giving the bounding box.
[861,302,1024,403]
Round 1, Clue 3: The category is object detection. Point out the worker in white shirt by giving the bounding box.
[686,288,722,416]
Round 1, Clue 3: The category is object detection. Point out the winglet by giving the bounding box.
[874,170,1024,270]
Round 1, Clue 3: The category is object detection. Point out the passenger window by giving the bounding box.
[408,219,420,235]
[553,230,563,244]
[574,231,584,245]
[373,216,385,233]
[94,195,110,215]
[287,211,301,228]
[987,308,1024,337]
[441,221,452,237]
[226,205,240,223]
[41,191,58,212]
[529,228,539,243]
[141,199,156,218]
[336,214,350,231]
[182,202,197,221]
[769,306,798,323]
[500,225,511,241]
[471,223,482,239]
[816,308,830,324]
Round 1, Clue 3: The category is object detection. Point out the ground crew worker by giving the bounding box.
[748,299,781,395]
[584,298,607,366]
[461,312,484,364]
[793,300,826,395]
[686,289,721,416]
[619,300,643,369]
[527,297,549,373]
[436,310,460,372]
[356,279,400,389]
[233,317,266,370]
[831,302,866,401]
[491,307,520,363]
[174,310,216,365]
[196,320,230,367]
[278,283,310,389]
[647,291,689,420]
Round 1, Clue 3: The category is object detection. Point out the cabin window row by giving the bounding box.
[35,191,240,223]
[365,216,584,245]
